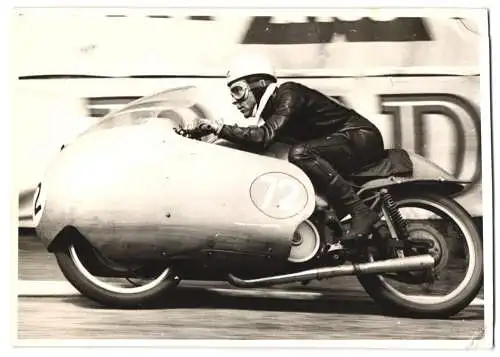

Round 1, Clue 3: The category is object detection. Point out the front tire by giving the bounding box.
[54,234,180,308]
[357,192,483,318]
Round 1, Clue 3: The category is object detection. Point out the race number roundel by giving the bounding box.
[250,172,309,219]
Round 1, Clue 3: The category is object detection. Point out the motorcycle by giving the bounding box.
[33,86,483,317]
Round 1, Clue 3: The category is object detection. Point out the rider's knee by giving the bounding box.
[288,144,313,163]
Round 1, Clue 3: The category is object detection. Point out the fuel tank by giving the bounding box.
[34,118,316,262]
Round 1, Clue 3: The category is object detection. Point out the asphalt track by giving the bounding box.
[17,232,485,341]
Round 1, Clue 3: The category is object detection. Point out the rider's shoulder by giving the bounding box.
[277,81,306,91]
[276,81,310,98]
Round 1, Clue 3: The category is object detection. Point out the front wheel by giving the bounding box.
[54,233,180,308]
[357,192,483,318]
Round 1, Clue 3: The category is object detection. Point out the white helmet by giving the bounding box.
[226,53,277,86]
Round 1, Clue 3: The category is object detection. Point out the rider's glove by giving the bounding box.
[198,118,224,135]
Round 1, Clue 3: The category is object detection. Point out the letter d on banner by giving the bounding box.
[380,94,481,194]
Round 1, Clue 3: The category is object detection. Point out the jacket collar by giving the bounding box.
[254,83,277,121]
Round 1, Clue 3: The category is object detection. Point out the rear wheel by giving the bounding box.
[54,234,180,308]
[357,192,483,318]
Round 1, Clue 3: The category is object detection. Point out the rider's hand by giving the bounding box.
[198,118,224,135]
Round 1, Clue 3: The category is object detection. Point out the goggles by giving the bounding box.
[229,81,251,102]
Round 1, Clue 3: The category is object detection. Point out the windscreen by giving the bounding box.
[83,86,214,134]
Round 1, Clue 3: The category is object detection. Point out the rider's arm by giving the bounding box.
[218,84,303,149]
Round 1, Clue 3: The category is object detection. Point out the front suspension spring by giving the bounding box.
[381,190,409,239]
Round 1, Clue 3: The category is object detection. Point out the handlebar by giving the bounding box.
[173,127,206,140]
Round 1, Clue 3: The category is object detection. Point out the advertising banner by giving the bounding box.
[13,12,480,76]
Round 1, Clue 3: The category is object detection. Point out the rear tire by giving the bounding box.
[357,192,483,318]
[54,234,179,308]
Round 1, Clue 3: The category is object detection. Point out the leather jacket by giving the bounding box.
[219,81,380,150]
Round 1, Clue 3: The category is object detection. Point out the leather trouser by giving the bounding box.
[288,128,385,192]
[288,127,385,219]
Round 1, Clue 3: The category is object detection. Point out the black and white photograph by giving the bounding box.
[7,3,495,350]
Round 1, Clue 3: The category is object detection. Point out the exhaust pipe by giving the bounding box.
[227,254,435,288]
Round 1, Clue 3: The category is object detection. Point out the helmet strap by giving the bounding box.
[247,78,274,104]
[248,79,269,90]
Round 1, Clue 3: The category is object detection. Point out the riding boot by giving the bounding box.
[326,175,379,242]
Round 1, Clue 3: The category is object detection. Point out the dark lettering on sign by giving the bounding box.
[242,17,432,44]
[87,98,210,124]
[129,15,215,20]
[189,104,210,119]
[380,104,404,149]
[188,16,214,21]
[87,97,140,117]
[413,105,466,174]
[379,93,481,194]
[157,109,184,126]
[147,15,172,19]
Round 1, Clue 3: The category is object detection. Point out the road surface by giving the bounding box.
[17,232,485,341]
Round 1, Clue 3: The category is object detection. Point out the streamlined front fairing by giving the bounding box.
[34,87,316,262]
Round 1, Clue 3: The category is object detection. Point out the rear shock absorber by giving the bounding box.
[380,189,409,240]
